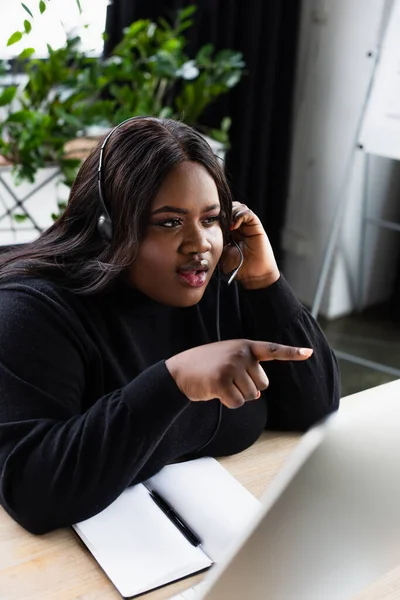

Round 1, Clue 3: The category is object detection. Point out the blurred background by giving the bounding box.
[1,0,400,397]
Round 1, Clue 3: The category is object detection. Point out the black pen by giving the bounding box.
[147,489,202,547]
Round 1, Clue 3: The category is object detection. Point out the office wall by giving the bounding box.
[282,0,400,318]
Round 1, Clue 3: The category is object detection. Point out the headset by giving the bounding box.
[225,239,244,285]
[96,116,244,284]
[97,116,143,241]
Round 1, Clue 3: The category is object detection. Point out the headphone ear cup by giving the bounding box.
[98,214,113,241]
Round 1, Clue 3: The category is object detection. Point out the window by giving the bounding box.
[0,0,109,59]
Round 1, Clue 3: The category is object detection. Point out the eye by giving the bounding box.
[202,215,221,227]
[156,218,183,228]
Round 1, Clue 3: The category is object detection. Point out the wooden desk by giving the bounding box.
[0,432,299,599]
[1,380,400,599]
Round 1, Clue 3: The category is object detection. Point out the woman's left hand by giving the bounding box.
[221,202,280,289]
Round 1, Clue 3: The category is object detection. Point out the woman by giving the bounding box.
[0,117,339,534]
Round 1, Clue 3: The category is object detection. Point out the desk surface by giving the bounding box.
[1,380,400,600]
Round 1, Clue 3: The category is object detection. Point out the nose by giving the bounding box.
[179,224,212,255]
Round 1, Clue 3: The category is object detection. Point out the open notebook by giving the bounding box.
[73,457,260,598]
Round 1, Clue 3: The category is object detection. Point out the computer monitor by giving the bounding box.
[199,384,400,600]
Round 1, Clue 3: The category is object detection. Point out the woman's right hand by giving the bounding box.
[165,339,313,409]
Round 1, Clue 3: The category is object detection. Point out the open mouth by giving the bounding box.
[177,269,208,288]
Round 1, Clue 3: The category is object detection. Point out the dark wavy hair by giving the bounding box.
[0,118,233,294]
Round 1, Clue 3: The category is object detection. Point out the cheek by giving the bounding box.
[212,228,224,260]
[139,240,168,264]
[133,239,173,276]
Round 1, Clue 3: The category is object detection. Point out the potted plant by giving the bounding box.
[0,2,245,244]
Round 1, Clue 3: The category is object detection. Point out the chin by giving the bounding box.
[178,297,203,307]
[172,292,205,307]
[162,287,206,307]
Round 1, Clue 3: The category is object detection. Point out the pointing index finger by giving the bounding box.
[250,341,313,362]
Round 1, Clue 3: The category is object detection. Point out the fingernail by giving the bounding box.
[299,348,313,356]
[230,223,235,230]
[255,391,261,399]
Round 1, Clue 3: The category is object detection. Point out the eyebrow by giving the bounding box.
[151,204,220,215]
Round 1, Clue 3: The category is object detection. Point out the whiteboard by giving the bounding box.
[360,0,400,159]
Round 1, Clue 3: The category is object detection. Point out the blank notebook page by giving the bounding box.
[146,458,261,561]
[74,484,211,598]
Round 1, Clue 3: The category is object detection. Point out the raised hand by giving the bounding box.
[166,339,313,409]
[221,202,280,289]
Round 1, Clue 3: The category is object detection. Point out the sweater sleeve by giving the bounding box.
[0,286,190,534]
[238,275,340,431]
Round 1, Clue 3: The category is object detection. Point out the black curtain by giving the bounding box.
[104,0,301,261]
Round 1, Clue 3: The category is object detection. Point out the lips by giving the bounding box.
[176,259,209,288]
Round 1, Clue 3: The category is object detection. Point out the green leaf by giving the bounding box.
[224,71,241,88]
[176,19,194,34]
[158,17,171,31]
[207,128,229,147]
[196,43,214,65]
[47,43,54,54]
[13,213,28,223]
[18,47,35,59]
[161,38,181,53]
[75,0,82,13]
[6,110,33,123]
[221,116,231,133]
[0,86,17,107]
[7,31,23,46]
[21,3,34,18]
[215,50,245,68]
[24,19,32,33]
[177,5,197,20]
[60,158,81,187]
[158,106,173,119]
[125,19,150,38]
[146,22,157,38]
[39,0,46,14]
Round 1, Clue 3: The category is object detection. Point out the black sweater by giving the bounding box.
[0,274,339,534]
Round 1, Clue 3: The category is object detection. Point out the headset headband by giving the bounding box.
[97,116,147,223]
